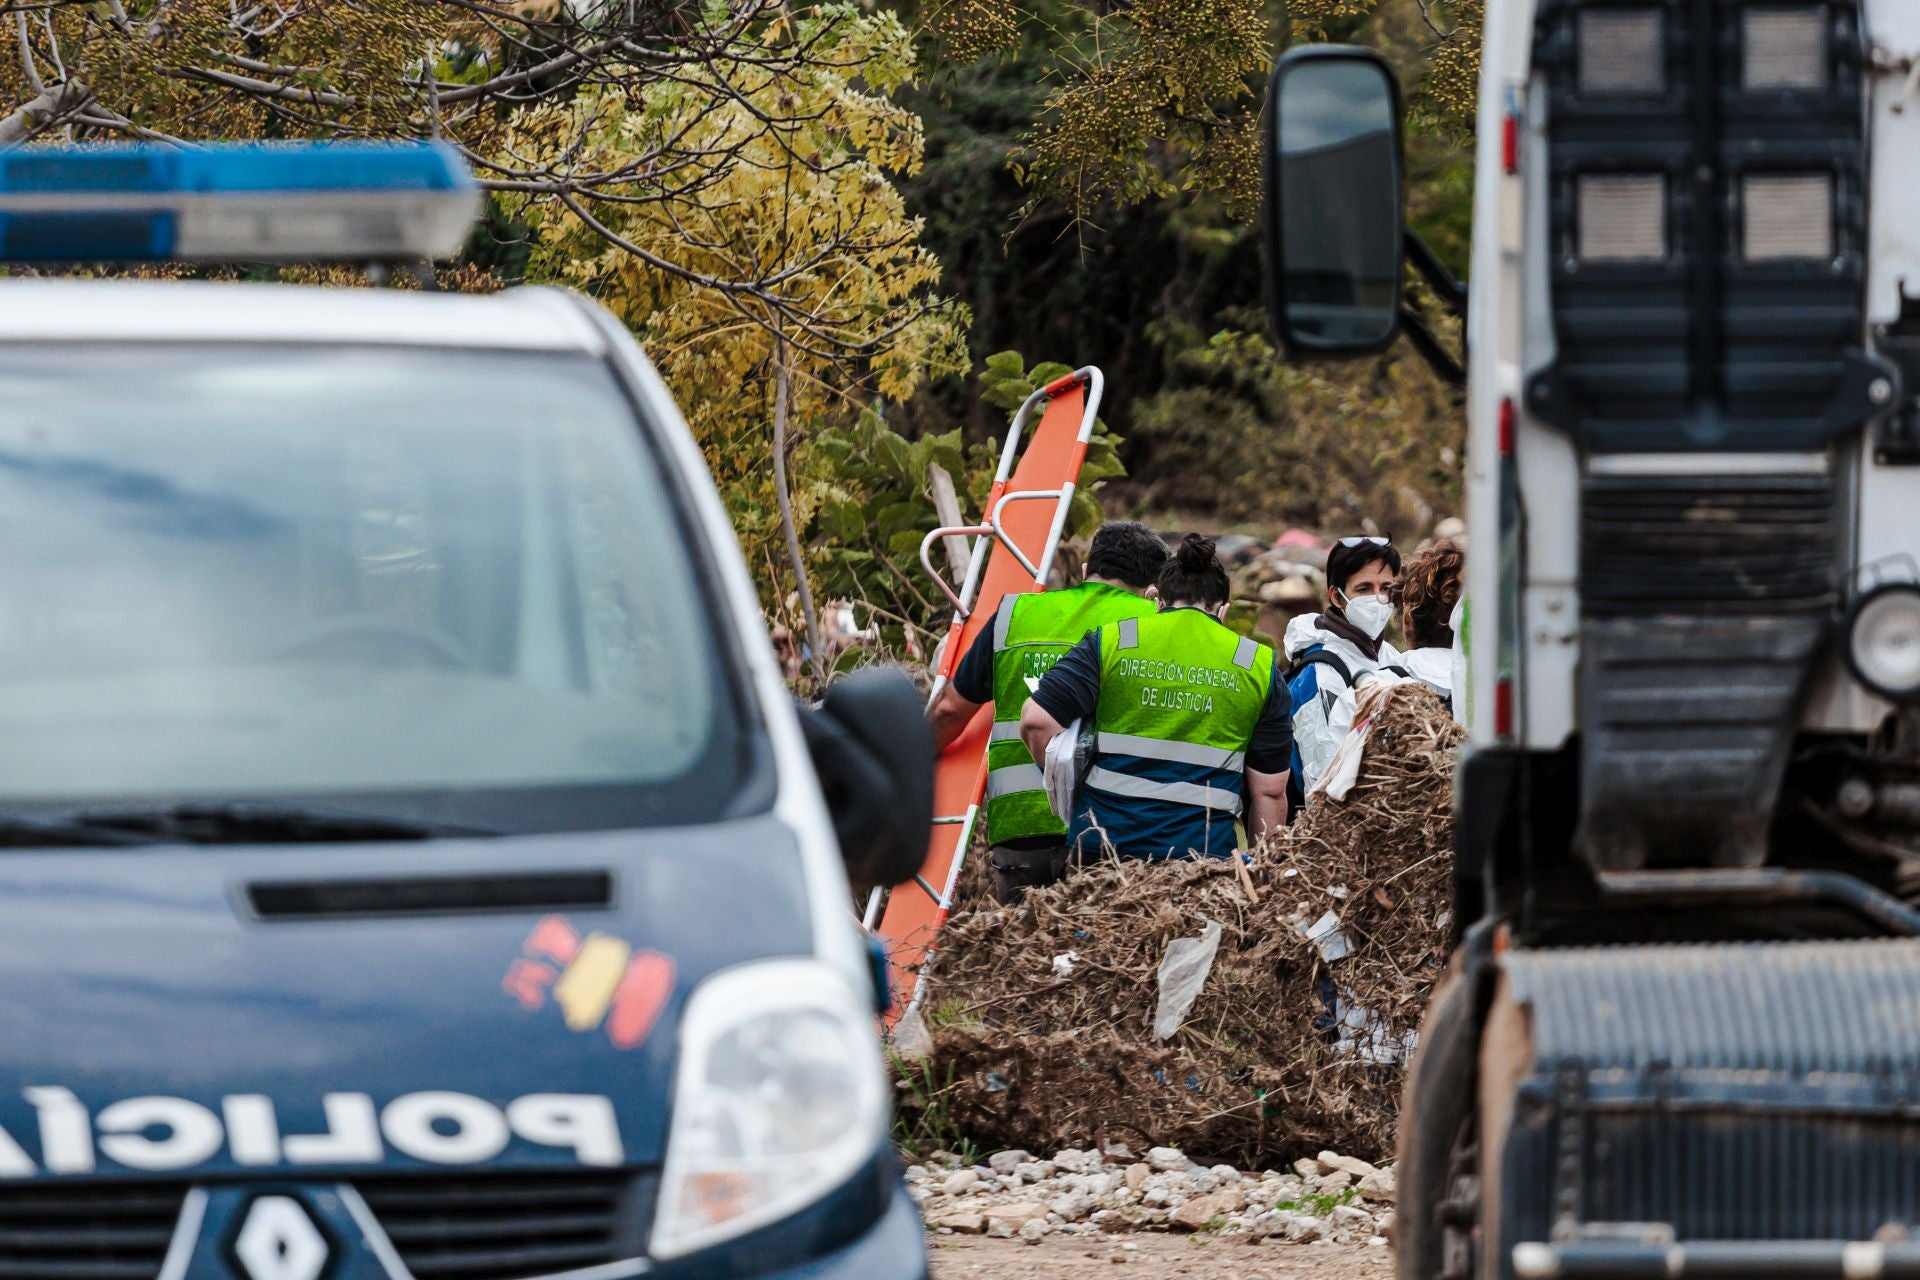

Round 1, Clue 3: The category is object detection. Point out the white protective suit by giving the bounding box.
[1283,612,1403,789]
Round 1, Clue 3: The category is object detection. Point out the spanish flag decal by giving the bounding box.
[502,915,674,1050]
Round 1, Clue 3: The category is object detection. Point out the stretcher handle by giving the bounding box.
[987,488,1073,582]
[919,523,993,616]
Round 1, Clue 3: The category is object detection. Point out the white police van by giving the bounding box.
[0,143,932,1280]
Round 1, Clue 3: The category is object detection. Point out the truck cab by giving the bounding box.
[1266,7,1920,1280]
[0,144,930,1280]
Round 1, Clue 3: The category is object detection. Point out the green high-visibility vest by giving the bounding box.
[1084,608,1274,824]
[984,581,1157,844]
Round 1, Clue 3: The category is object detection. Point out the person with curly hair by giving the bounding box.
[1398,538,1465,712]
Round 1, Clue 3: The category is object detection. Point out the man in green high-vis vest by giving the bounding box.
[1020,534,1294,862]
[928,521,1168,904]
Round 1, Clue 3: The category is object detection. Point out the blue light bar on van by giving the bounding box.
[0,142,479,263]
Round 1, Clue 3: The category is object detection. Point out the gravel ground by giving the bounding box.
[930,1235,1394,1278]
[908,1144,1398,1278]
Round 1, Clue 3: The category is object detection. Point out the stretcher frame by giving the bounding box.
[864,367,1104,1024]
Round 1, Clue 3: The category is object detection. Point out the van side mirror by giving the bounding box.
[798,667,932,889]
[1262,46,1406,354]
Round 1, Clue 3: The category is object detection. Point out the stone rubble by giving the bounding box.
[910,1144,1399,1249]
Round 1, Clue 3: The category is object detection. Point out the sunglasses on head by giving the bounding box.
[1338,535,1390,548]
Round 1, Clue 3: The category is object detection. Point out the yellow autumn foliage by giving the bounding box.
[508,4,968,593]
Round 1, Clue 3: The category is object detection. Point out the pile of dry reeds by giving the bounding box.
[901,682,1460,1167]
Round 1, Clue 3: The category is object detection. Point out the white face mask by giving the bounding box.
[1339,590,1394,641]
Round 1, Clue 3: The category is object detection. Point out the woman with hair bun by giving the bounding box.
[1020,534,1295,863]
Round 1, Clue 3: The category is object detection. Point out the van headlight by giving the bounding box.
[1847,583,1920,702]
[649,958,889,1260]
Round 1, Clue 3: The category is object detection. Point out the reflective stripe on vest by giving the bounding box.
[1082,608,1274,846]
[987,762,1046,799]
[1096,731,1245,774]
[982,582,1158,845]
[1083,765,1242,815]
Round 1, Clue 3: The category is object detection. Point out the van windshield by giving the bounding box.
[0,344,759,834]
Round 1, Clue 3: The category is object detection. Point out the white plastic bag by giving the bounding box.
[1043,718,1085,821]
[1153,918,1223,1041]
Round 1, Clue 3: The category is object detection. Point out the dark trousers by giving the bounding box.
[989,843,1068,905]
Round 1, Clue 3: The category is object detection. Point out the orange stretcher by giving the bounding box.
[862,366,1105,1024]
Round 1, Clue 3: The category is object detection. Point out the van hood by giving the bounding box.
[0,816,816,1178]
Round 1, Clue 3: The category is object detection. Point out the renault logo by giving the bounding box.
[233,1196,329,1280]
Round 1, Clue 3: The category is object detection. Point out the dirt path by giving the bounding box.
[930,1234,1394,1278]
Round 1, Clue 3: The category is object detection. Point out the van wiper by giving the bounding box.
[0,815,162,847]
[61,804,495,845]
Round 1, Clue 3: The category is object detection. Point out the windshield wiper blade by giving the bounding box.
[0,816,162,847]
[63,804,496,845]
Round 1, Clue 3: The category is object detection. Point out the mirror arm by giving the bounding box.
[1400,304,1466,387]
[1404,229,1466,316]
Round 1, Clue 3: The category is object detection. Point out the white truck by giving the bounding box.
[1265,8,1920,1280]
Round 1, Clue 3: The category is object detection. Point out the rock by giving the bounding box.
[1247,1209,1287,1239]
[1209,1164,1242,1183]
[1019,1218,1049,1244]
[1283,1214,1326,1243]
[1293,1158,1320,1178]
[1318,1151,1382,1180]
[942,1169,981,1196]
[1053,1148,1095,1174]
[1378,1208,1397,1243]
[1359,1168,1397,1202]
[1435,516,1466,541]
[1330,1204,1374,1229]
[905,1164,927,1181]
[1015,1161,1048,1185]
[934,1212,985,1234]
[1141,1185,1172,1207]
[989,1150,1033,1176]
[988,1220,1015,1239]
[1319,1170,1354,1190]
[1148,1146,1189,1172]
[907,1186,931,1206]
[1215,534,1265,566]
[1171,1189,1245,1231]
[984,1202,1049,1228]
[1125,1163,1151,1192]
[1259,574,1319,605]
[1048,1193,1092,1222]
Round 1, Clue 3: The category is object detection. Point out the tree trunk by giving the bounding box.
[927,461,970,585]
[771,339,826,687]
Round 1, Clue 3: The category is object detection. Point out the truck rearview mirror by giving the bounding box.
[1262,46,1406,355]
